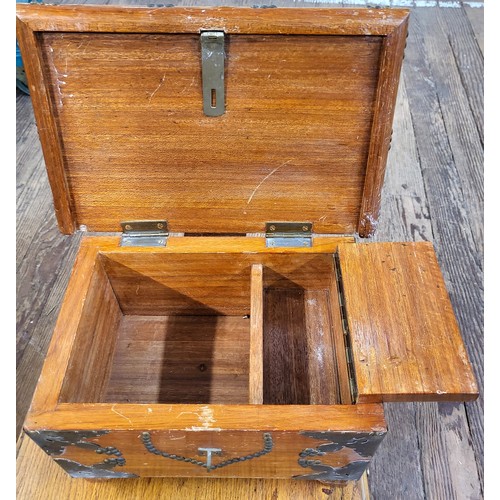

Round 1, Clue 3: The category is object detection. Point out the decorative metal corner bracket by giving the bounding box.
[26,430,137,478]
[293,431,386,482]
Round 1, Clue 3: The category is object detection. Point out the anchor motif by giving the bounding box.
[141,432,273,472]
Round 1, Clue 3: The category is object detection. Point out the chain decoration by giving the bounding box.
[298,447,327,469]
[94,446,126,467]
[141,432,273,472]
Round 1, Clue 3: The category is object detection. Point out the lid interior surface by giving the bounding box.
[17,6,409,235]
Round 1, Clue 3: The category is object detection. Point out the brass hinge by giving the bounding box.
[265,222,313,248]
[120,220,168,247]
[333,252,358,403]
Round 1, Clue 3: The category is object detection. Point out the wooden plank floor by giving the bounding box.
[16,2,483,499]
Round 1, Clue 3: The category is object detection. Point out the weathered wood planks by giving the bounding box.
[368,7,483,498]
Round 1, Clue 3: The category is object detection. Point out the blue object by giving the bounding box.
[16,0,35,94]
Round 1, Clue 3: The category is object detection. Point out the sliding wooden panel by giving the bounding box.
[338,242,478,402]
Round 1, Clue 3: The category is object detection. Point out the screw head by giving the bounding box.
[269,225,276,231]
[302,225,309,232]
[157,223,164,229]
[125,224,132,231]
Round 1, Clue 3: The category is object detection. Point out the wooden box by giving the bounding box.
[16,5,478,482]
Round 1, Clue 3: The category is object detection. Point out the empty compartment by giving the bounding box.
[59,252,255,405]
[58,250,350,406]
[260,255,351,405]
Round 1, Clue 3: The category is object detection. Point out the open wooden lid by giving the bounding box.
[17,5,408,236]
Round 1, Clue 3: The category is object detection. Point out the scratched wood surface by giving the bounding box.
[16,1,483,499]
[338,241,477,403]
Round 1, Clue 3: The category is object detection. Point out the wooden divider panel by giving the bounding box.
[249,264,264,405]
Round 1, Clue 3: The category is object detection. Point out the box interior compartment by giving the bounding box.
[58,251,350,406]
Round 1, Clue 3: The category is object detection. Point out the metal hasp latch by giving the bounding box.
[200,31,225,116]
[120,220,168,247]
[265,222,313,248]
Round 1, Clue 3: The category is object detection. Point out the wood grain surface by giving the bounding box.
[398,9,484,496]
[27,239,102,415]
[16,4,408,35]
[339,242,478,403]
[358,15,408,237]
[16,0,484,498]
[26,402,386,433]
[16,432,370,500]
[249,264,264,404]
[365,9,483,496]
[39,32,379,234]
[100,251,255,316]
[103,315,251,404]
[366,81,431,496]
[16,14,76,233]
[97,239,345,315]
[413,9,483,255]
[263,288,340,405]
[465,5,484,56]
[16,91,82,438]
[58,259,122,403]
[16,5,408,235]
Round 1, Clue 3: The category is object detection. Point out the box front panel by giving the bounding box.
[27,427,385,480]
